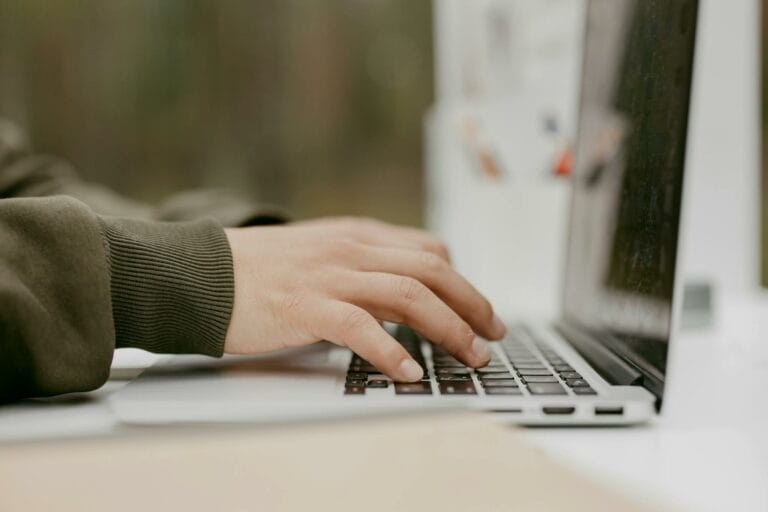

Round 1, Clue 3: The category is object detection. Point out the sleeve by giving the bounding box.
[0,196,235,404]
[0,119,289,227]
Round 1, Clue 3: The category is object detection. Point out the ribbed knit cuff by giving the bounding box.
[98,216,233,357]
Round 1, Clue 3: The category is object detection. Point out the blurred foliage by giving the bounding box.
[0,0,433,224]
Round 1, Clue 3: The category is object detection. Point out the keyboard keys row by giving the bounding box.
[346,332,599,397]
[533,339,598,395]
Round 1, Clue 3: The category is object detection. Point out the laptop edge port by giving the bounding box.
[542,406,576,415]
[594,406,624,416]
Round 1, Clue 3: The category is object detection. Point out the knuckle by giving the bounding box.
[324,238,360,260]
[335,238,359,254]
[338,307,372,334]
[396,276,425,307]
[419,251,446,274]
[433,318,473,351]
[424,239,450,259]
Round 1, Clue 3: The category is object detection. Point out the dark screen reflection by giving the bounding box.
[563,0,697,384]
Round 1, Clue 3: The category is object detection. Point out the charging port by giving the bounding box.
[594,406,624,416]
[543,406,575,415]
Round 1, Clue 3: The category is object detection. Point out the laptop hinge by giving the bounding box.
[555,322,643,386]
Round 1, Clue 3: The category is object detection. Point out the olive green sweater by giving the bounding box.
[0,120,283,403]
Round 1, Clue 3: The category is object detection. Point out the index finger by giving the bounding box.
[310,300,425,382]
[354,246,506,341]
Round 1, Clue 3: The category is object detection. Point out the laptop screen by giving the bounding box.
[562,0,698,400]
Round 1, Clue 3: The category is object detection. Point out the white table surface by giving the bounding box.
[2,294,768,512]
[522,293,768,512]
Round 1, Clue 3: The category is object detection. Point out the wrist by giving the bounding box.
[100,216,234,357]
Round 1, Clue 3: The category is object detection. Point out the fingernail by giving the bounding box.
[399,359,424,382]
[492,314,507,338]
[471,337,491,364]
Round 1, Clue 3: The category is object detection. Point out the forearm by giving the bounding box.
[0,120,154,219]
[0,119,287,226]
[0,196,235,403]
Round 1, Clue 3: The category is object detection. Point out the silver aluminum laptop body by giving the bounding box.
[111,0,699,426]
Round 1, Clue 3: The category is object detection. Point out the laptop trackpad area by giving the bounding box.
[113,344,347,413]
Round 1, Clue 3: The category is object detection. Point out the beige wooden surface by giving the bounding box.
[0,412,670,512]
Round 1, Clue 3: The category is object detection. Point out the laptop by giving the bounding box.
[111,0,699,426]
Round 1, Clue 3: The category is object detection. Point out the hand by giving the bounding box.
[223,217,506,382]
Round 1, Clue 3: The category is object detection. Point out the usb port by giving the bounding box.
[543,406,575,415]
[594,406,624,416]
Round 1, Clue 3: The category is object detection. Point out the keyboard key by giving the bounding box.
[526,383,567,395]
[511,364,547,370]
[476,368,510,375]
[520,376,558,384]
[479,373,515,380]
[394,382,433,395]
[436,375,471,382]
[435,368,471,376]
[504,350,532,357]
[479,363,508,369]
[433,361,467,369]
[504,349,534,356]
[484,387,523,395]
[572,387,597,395]
[517,369,553,377]
[346,372,367,381]
[566,379,590,388]
[507,357,541,364]
[344,385,365,395]
[439,382,477,395]
[346,379,366,386]
[559,371,582,379]
[367,379,389,389]
[481,380,519,388]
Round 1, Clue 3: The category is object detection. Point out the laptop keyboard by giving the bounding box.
[344,325,598,397]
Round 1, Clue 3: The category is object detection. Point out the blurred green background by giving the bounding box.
[0,0,433,225]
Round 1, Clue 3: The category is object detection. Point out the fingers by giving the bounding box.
[353,246,506,341]
[334,218,452,262]
[312,301,424,382]
[337,272,492,368]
